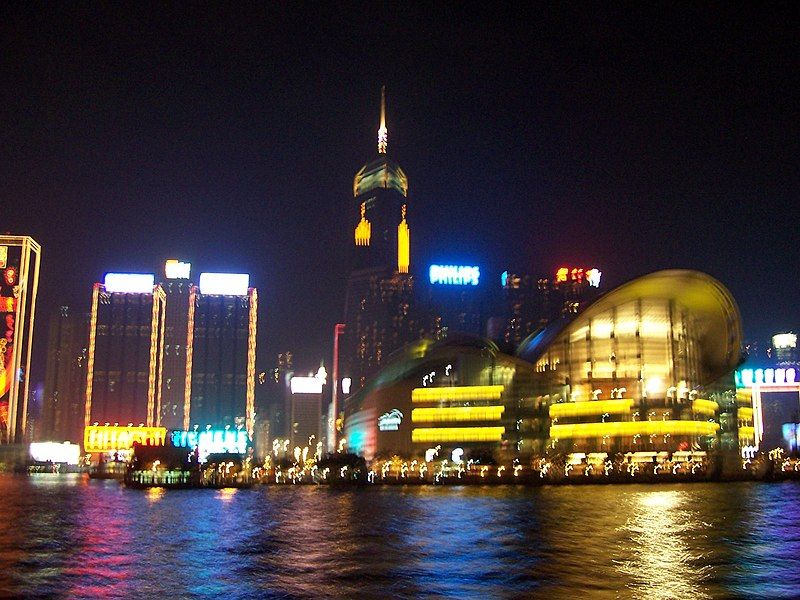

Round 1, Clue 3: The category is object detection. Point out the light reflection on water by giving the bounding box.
[1,475,800,598]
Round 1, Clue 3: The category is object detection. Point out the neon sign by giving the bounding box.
[378,409,403,431]
[165,259,191,279]
[30,442,81,465]
[290,376,323,394]
[736,368,797,387]
[84,425,167,453]
[104,273,156,294]
[555,266,601,287]
[198,273,250,296]
[171,429,248,461]
[429,265,480,286]
[773,333,797,349]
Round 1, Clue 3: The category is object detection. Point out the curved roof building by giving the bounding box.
[342,270,747,462]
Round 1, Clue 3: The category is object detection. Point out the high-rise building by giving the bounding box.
[159,260,193,429]
[184,273,257,437]
[0,236,42,444]
[342,88,418,392]
[772,332,798,365]
[491,266,603,349]
[288,375,324,450]
[41,306,88,443]
[84,273,166,430]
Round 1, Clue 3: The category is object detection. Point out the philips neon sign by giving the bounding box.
[429,265,480,286]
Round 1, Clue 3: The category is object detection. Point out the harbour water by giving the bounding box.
[1,474,799,599]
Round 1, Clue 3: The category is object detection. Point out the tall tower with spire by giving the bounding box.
[352,86,410,272]
[341,88,417,397]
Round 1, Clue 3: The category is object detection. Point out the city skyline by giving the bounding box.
[3,5,798,380]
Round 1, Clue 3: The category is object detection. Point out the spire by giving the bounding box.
[378,85,388,154]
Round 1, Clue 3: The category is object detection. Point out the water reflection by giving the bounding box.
[1,475,800,598]
[146,487,166,502]
[617,490,711,599]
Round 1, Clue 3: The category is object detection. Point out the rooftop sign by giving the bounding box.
[429,265,480,286]
[291,376,324,395]
[103,273,155,294]
[165,259,191,280]
[198,273,250,296]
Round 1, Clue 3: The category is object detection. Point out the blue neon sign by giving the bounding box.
[429,265,480,286]
[171,429,248,462]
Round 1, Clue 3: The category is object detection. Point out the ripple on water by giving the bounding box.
[2,476,800,599]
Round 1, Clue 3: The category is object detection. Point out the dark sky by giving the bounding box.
[2,4,798,379]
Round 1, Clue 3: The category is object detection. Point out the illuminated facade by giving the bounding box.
[344,270,743,462]
[184,280,257,436]
[343,88,418,392]
[41,306,89,444]
[0,236,41,443]
[519,270,742,455]
[734,366,799,451]
[160,261,193,429]
[84,276,167,430]
[344,335,545,461]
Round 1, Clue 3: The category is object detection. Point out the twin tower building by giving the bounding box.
[42,267,258,446]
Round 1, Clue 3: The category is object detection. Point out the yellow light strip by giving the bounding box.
[549,420,720,439]
[397,204,409,274]
[412,426,506,443]
[412,385,504,403]
[738,426,755,440]
[355,202,371,246]
[738,407,754,420]
[146,285,161,427]
[692,399,719,416]
[84,283,100,428]
[155,287,166,427]
[549,399,633,419]
[183,286,196,431]
[412,406,505,423]
[246,288,258,438]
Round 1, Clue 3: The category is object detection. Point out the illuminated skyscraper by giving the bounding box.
[184,273,257,437]
[84,274,166,430]
[0,236,41,443]
[342,88,418,392]
[41,306,89,444]
[159,260,193,429]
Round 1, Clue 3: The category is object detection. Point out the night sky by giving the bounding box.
[2,4,798,380]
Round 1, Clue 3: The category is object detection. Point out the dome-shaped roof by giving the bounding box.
[515,269,743,384]
[353,157,408,198]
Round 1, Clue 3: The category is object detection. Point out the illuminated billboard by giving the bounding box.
[103,273,155,294]
[171,429,248,461]
[555,267,602,287]
[198,273,250,296]
[165,259,191,280]
[30,442,81,465]
[291,376,324,394]
[773,333,797,349]
[84,425,167,453]
[735,368,797,388]
[429,265,480,286]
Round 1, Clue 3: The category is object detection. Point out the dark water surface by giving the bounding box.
[1,474,799,599]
